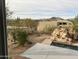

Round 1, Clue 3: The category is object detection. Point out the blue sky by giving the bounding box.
[6,0,78,19]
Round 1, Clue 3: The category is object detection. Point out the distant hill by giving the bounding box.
[34,17,64,22]
[50,17,64,20]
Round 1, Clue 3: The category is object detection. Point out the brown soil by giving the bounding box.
[8,42,34,59]
[8,34,50,59]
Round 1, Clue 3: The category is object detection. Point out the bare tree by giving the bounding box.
[6,6,13,19]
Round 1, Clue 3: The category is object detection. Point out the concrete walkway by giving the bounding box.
[42,38,53,45]
[20,43,77,59]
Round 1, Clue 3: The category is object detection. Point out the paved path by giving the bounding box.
[20,43,77,59]
[42,38,53,45]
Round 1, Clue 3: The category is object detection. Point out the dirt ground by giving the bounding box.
[8,33,78,59]
[28,34,51,43]
[8,34,50,59]
[8,43,34,59]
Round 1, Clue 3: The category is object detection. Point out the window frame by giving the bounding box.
[0,0,8,59]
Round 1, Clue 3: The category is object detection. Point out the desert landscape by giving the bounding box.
[7,17,78,59]
[5,0,78,59]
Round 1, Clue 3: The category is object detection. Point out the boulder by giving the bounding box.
[51,27,74,44]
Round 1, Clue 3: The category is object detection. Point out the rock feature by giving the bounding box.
[51,26,75,44]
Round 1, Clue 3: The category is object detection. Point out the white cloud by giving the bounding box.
[6,0,78,19]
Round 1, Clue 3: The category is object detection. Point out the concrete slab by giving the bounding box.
[46,55,78,59]
[42,39,52,45]
[20,43,78,59]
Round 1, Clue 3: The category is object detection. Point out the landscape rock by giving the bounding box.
[51,27,74,44]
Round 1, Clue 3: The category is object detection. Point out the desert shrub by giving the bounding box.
[12,30,29,46]
[16,30,28,46]
[42,25,56,34]
[70,16,78,32]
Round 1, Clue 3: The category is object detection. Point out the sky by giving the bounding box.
[6,0,78,19]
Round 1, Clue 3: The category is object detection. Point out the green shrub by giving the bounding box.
[16,31,28,46]
[12,30,28,46]
[70,16,78,32]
